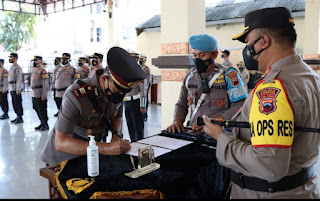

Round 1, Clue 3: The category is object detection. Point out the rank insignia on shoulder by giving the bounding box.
[41,74,49,79]
[73,84,93,98]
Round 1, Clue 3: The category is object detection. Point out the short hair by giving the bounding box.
[256,26,297,48]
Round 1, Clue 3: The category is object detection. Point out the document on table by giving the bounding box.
[125,142,172,158]
[125,135,193,157]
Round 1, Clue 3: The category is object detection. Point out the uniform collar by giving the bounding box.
[88,69,105,100]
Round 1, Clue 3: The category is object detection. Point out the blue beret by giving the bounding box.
[189,34,218,52]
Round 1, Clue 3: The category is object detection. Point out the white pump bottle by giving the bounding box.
[87,135,99,177]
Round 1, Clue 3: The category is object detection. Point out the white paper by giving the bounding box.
[125,142,172,158]
[138,135,193,150]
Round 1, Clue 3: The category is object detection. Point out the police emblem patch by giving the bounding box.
[225,71,240,86]
[256,87,280,115]
[216,99,224,107]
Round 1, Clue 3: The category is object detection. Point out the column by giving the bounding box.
[152,0,206,129]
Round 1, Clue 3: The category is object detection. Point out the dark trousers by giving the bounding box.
[54,97,62,110]
[145,91,149,119]
[0,92,9,114]
[124,99,144,142]
[32,97,48,125]
[10,91,23,117]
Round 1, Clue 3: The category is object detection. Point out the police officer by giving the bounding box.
[54,53,80,116]
[236,61,250,92]
[31,56,50,131]
[85,56,92,69]
[52,57,62,117]
[123,49,147,142]
[8,53,24,124]
[77,57,90,79]
[0,59,9,120]
[88,53,104,76]
[202,7,320,199]
[166,34,247,133]
[221,49,233,67]
[139,53,152,121]
[41,47,147,166]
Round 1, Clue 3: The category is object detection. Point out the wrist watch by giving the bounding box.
[112,130,123,139]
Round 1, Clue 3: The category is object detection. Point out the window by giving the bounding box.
[96,3,101,14]
[90,4,93,14]
[97,28,102,42]
[90,28,94,42]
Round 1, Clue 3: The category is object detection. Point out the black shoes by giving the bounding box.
[40,124,49,131]
[0,114,9,120]
[35,124,42,130]
[10,117,18,123]
[54,112,59,117]
[14,117,23,124]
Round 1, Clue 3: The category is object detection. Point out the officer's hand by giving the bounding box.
[191,122,203,132]
[212,115,224,121]
[41,96,47,101]
[101,136,131,155]
[202,115,223,140]
[165,121,185,133]
[140,107,146,114]
[16,90,21,95]
[2,90,6,94]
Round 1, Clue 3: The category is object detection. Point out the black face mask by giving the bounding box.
[105,88,124,104]
[54,60,59,65]
[62,59,69,66]
[33,62,38,67]
[194,55,214,73]
[242,36,265,70]
[139,60,143,65]
[221,55,224,59]
[9,59,13,63]
[92,60,98,66]
[78,63,83,66]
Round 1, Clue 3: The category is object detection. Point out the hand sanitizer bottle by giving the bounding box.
[87,135,99,177]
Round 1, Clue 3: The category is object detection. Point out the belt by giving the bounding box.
[0,85,2,87]
[31,85,42,89]
[123,94,140,101]
[9,81,16,84]
[55,87,68,92]
[230,166,314,193]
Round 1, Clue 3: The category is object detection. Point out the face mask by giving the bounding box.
[54,60,59,66]
[9,59,13,63]
[92,60,98,66]
[242,36,265,70]
[239,68,243,72]
[62,59,69,66]
[33,62,38,67]
[139,60,143,65]
[194,56,213,73]
[78,62,83,66]
[105,88,124,104]
[221,55,224,59]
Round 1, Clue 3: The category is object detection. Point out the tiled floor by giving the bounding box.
[0,92,320,198]
[0,91,162,199]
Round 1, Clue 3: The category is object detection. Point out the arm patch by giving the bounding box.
[225,67,247,102]
[250,78,294,148]
[73,84,93,98]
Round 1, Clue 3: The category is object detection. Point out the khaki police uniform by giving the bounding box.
[41,70,123,165]
[54,64,79,109]
[8,62,23,119]
[0,65,9,117]
[239,68,250,92]
[175,62,247,126]
[222,59,233,67]
[216,54,320,198]
[78,65,90,79]
[31,65,50,129]
[141,63,152,120]
[123,79,147,142]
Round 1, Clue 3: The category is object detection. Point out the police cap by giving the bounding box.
[189,34,218,52]
[221,50,230,56]
[9,53,18,59]
[32,56,42,61]
[232,7,295,43]
[139,53,147,59]
[55,57,61,62]
[126,49,139,59]
[90,53,104,60]
[62,53,71,59]
[78,57,86,62]
[0,59,4,64]
[107,47,147,92]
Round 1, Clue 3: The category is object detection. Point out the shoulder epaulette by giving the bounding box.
[73,84,93,98]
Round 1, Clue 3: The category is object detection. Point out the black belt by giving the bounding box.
[31,85,42,89]
[9,81,16,84]
[55,87,68,92]
[0,85,3,87]
[230,166,314,193]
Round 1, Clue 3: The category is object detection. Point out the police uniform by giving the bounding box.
[88,53,104,76]
[139,54,152,121]
[52,57,62,116]
[0,59,9,119]
[41,47,147,166]
[221,50,233,67]
[175,63,247,126]
[31,56,50,131]
[8,53,24,123]
[54,53,80,112]
[215,7,320,198]
[237,62,250,92]
[77,57,90,79]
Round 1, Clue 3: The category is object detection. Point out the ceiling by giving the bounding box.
[0,0,107,15]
